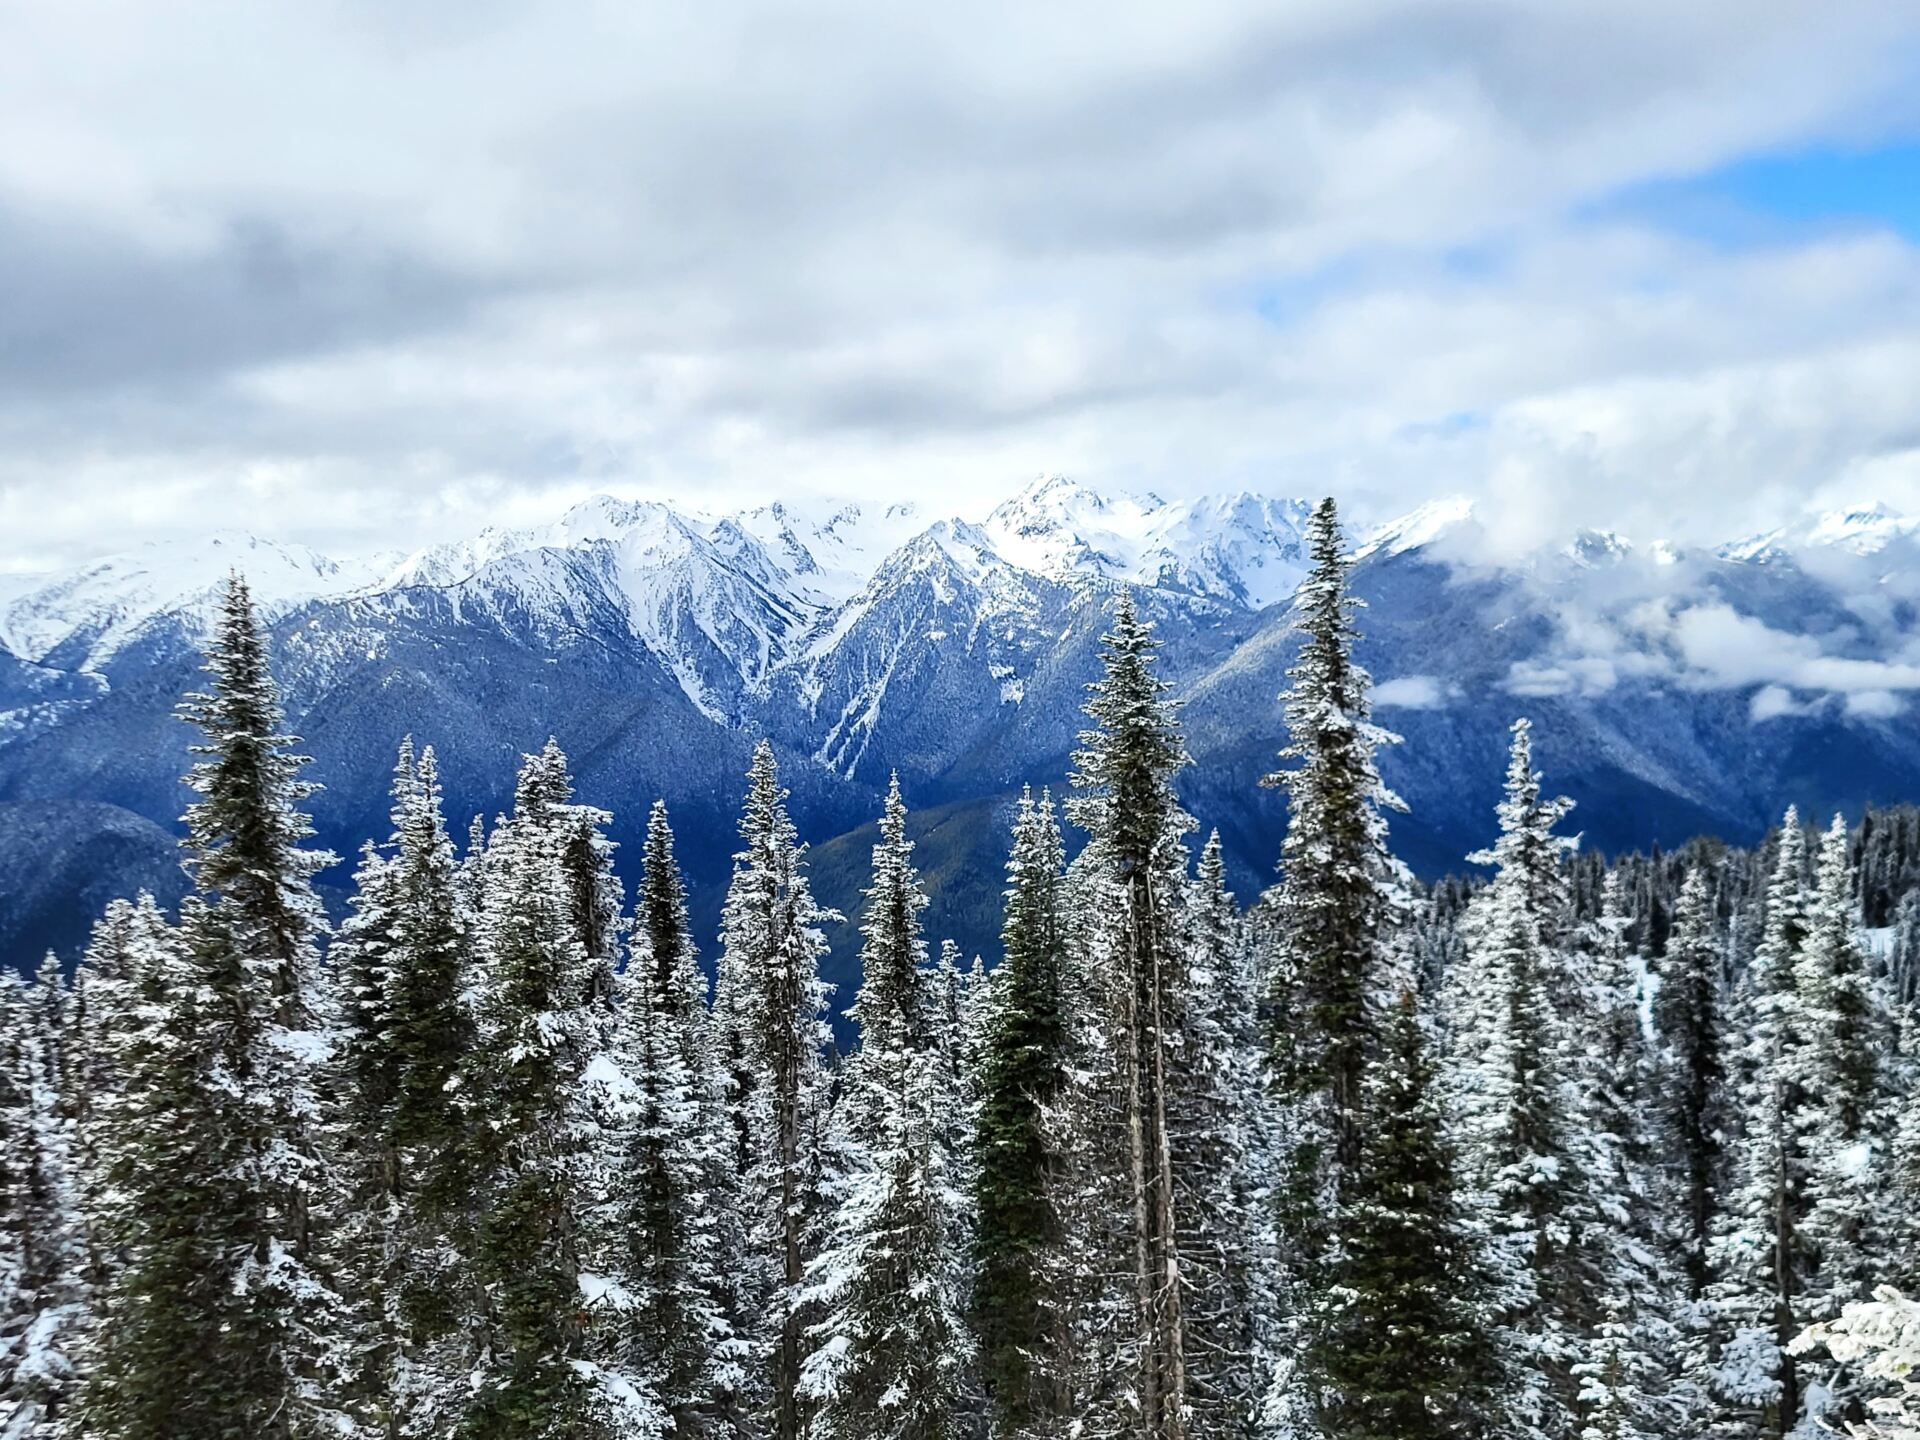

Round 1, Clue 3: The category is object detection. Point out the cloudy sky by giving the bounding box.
[3,0,1920,572]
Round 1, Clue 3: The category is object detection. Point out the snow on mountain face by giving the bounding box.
[389,501,825,724]
[1720,504,1920,563]
[982,475,1316,608]
[725,499,928,606]
[0,534,396,671]
[777,517,1059,777]
[17,481,1920,739]
[1356,495,1476,559]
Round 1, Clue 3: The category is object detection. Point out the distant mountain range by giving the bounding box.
[7,476,1920,1016]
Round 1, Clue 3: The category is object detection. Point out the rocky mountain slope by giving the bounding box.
[6,476,1919,1007]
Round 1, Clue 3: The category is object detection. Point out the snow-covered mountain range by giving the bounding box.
[8,474,1920,999]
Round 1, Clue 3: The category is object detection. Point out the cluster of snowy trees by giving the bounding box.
[5,499,1920,1439]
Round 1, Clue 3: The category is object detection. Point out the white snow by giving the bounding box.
[0,533,395,669]
[1357,494,1475,559]
[981,475,1315,608]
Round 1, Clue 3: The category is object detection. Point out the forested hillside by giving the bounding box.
[5,500,1919,1439]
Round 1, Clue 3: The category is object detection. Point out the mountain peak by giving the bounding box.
[1357,495,1475,559]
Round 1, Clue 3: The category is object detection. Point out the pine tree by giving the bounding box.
[462,744,658,1438]
[1654,866,1728,1298]
[803,776,973,1439]
[0,966,87,1435]
[1796,814,1897,1426]
[713,740,838,1440]
[1261,496,1405,1238]
[76,573,357,1440]
[1065,593,1195,1440]
[1300,989,1493,1439]
[972,788,1073,1438]
[335,740,477,1436]
[605,800,742,1437]
[1706,808,1814,1435]
[1567,874,1680,1439]
[1175,832,1271,1434]
[1444,717,1588,1439]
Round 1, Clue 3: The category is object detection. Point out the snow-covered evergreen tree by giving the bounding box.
[713,740,838,1440]
[1261,496,1405,1259]
[1795,815,1898,1427]
[1300,987,1493,1439]
[1064,592,1197,1440]
[76,573,357,1440]
[1795,1287,1920,1438]
[971,787,1073,1439]
[334,740,477,1436]
[1175,833,1271,1434]
[462,744,657,1439]
[1566,874,1680,1439]
[0,967,86,1436]
[1444,717,1590,1439]
[803,776,972,1440]
[1706,808,1815,1435]
[604,800,743,1437]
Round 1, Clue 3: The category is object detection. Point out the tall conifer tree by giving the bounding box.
[77,573,356,1440]
[606,800,742,1436]
[972,788,1072,1438]
[714,741,838,1440]
[804,776,973,1440]
[1066,593,1195,1440]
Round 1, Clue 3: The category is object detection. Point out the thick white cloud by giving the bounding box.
[1,0,1919,569]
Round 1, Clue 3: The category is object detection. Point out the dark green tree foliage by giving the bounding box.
[1302,990,1491,1439]
[335,739,476,1435]
[1261,497,1403,1252]
[804,775,972,1440]
[972,787,1071,1438]
[607,800,741,1436]
[77,573,354,1440]
[1066,593,1195,1439]
[1654,866,1728,1297]
[461,745,647,1439]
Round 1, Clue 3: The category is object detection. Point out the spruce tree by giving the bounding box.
[803,776,973,1439]
[76,573,357,1440]
[462,745,658,1438]
[1444,717,1588,1439]
[713,740,838,1440]
[1065,593,1195,1440]
[335,739,477,1436]
[1261,496,1404,1222]
[1654,866,1728,1298]
[1706,808,1814,1435]
[605,800,741,1436]
[1795,814,1897,1426]
[1300,989,1492,1439]
[0,967,86,1434]
[1568,874,1681,1439]
[1175,832,1271,1433]
[972,788,1073,1438]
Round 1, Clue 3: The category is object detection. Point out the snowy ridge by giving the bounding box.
[0,533,397,672]
[982,475,1316,607]
[8,480,1920,727]
[1719,503,1920,563]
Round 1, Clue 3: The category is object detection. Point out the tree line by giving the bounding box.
[3,498,1918,1439]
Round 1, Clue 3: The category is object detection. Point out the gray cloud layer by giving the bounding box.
[3,0,1920,569]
